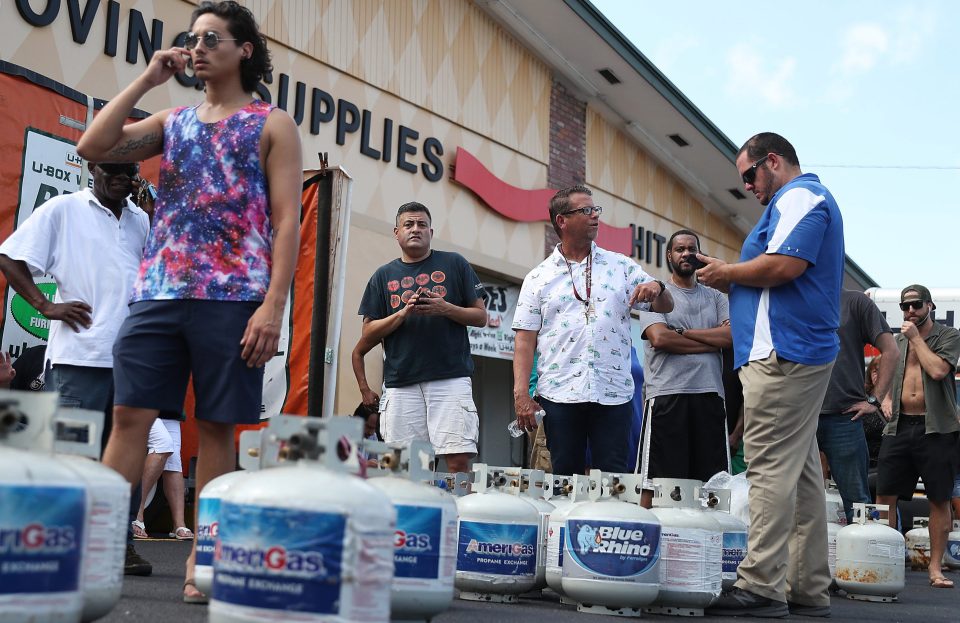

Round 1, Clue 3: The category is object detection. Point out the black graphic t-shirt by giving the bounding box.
[359,250,483,387]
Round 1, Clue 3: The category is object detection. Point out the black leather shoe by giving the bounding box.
[705,587,789,618]
[788,601,831,617]
[124,543,153,576]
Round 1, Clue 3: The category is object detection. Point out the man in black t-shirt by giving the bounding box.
[818,290,897,522]
[1,345,47,391]
[357,202,487,473]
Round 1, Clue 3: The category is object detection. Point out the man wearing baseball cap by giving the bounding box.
[876,284,960,589]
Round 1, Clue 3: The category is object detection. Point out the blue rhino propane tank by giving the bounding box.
[701,487,747,591]
[210,415,396,623]
[367,440,458,621]
[545,474,590,602]
[194,428,265,595]
[835,503,904,602]
[455,463,541,602]
[943,520,960,570]
[647,478,722,617]
[905,517,931,570]
[490,467,554,592]
[0,390,88,623]
[562,471,661,616]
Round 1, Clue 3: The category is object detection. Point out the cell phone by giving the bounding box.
[685,255,706,270]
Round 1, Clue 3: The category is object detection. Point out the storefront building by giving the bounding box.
[0,0,875,466]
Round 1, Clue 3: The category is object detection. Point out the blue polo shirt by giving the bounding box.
[730,173,844,368]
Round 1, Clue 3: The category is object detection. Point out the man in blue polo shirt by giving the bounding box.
[698,132,844,618]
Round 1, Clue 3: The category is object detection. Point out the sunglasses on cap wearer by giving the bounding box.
[899,300,926,311]
[97,163,139,177]
[741,154,779,185]
[184,31,238,51]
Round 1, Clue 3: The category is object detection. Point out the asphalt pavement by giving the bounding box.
[101,539,957,622]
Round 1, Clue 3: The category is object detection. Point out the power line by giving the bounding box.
[807,164,960,170]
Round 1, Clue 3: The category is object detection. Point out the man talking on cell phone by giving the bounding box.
[356,201,487,473]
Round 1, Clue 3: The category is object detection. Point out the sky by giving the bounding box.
[592,0,958,290]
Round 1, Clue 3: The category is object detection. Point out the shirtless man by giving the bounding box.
[876,285,960,589]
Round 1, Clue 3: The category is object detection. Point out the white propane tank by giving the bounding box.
[702,488,747,591]
[944,520,960,570]
[835,503,905,602]
[493,468,555,592]
[545,474,590,603]
[59,452,130,622]
[367,441,458,621]
[195,470,249,596]
[561,471,661,616]
[905,517,931,570]
[0,391,88,623]
[647,478,723,617]
[827,522,842,581]
[209,415,396,623]
[824,480,846,525]
[455,464,541,603]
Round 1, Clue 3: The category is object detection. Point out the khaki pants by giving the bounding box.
[735,351,834,606]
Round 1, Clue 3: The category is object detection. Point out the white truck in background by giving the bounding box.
[864,287,959,332]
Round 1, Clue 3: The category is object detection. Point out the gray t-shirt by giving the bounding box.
[821,289,891,414]
[637,282,728,400]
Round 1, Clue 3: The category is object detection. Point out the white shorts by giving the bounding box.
[379,377,479,455]
[146,418,183,472]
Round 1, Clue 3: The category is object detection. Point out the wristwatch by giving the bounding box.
[674,326,685,335]
[654,280,666,296]
[866,395,879,408]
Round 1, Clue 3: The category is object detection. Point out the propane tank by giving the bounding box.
[701,487,747,591]
[827,521,842,582]
[0,390,88,623]
[545,474,590,603]
[455,464,541,602]
[209,415,396,623]
[58,441,130,623]
[647,478,723,616]
[904,517,931,570]
[367,441,458,621]
[824,480,846,525]
[943,520,960,570]
[835,503,905,602]
[562,471,662,616]
[491,467,555,592]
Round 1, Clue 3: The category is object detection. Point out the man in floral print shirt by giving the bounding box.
[512,185,672,475]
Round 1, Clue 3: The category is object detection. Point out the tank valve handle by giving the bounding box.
[670,486,682,502]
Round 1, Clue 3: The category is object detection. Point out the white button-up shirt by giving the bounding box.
[0,188,149,367]
[512,243,653,404]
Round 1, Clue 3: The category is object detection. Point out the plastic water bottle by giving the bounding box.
[507,410,545,437]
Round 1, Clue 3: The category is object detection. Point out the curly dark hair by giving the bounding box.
[191,1,272,94]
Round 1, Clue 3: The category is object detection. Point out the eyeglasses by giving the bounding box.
[97,163,139,177]
[899,300,925,311]
[741,154,771,185]
[184,31,238,51]
[562,206,603,217]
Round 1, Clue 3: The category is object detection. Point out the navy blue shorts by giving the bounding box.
[113,300,264,425]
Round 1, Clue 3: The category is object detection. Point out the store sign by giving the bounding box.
[469,284,520,360]
[13,0,445,182]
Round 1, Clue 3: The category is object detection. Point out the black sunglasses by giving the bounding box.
[184,31,238,51]
[97,163,139,177]
[899,300,925,311]
[741,154,771,185]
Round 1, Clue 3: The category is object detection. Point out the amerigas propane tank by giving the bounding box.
[944,520,960,570]
[210,415,396,623]
[562,471,662,616]
[905,517,931,570]
[194,428,265,595]
[56,407,130,623]
[647,478,722,617]
[835,503,905,602]
[490,467,555,592]
[455,463,541,603]
[0,390,88,623]
[545,474,589,603]
[366,440,458,621]
[701,487,747,591]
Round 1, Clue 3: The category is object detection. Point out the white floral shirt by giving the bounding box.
[512,243,653,404]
